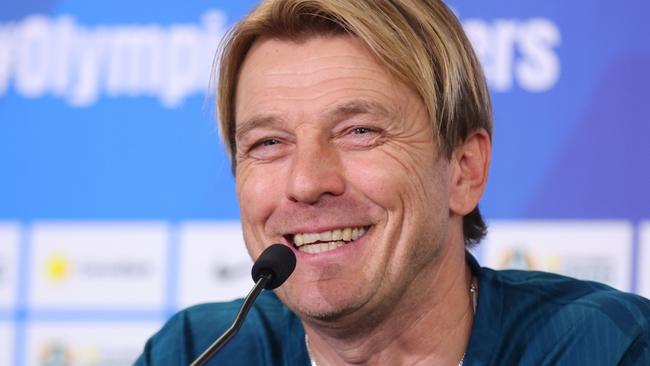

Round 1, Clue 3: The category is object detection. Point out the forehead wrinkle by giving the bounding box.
[263,63,382,78]
[324,99,391,122]
[238,71,389,106]
[262,74,383,89]
[250,88,392,107]
[250,74,390,103]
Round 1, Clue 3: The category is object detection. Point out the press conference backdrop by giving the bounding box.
[1,0,649,364]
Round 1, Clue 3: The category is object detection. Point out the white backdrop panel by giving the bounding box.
[25,321,160,366]
[0,323,14,366]
[29,222,169,309]
[179,221,252,308]
[483,221,633,291]
[0,223,19,309]
[639,221,650,298]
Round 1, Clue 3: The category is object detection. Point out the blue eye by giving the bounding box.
[244,137,288,161]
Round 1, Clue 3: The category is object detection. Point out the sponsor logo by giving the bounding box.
[484,221,632,291]
[178,222,253,305]
[30,222,168,308]
[38,341,139,366]
[497,247,538,270]
[45,253,71,283]
[496,246,615,285]
[211,260,250,282]
[43,252,150,283]
[39,342,71,366]
[27,322,159,366]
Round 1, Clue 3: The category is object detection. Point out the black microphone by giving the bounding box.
[251,243,297,289]
[190,244,296,366]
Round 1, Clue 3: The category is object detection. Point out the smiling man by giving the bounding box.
[136,1,650,365]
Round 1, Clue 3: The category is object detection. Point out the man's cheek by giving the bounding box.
[345,158,403,206]
[235,164,254,197]
[238,169,268,208]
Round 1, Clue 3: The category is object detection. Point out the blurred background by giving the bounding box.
[0,0,649,365]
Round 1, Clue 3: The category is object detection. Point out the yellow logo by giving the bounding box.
[45,253,71,282]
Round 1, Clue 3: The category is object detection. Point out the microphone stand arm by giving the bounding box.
[190,272,273,366]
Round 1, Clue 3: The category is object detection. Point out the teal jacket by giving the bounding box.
[135,255,650,365]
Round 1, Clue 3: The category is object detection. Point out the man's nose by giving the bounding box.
[286,139,345,204]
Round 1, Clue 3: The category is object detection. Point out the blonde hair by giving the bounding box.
[217,0,492,246]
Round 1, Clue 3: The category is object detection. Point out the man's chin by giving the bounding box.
[277,290,366,323]
[299,303,360,323]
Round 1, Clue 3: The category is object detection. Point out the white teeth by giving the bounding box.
[304,233,319,243]
[342,228,351,241]
[320,231,332,241]
[294,233,304,246]
[352,227,365,240]
[298,241,346,254]
[292,226,368,253]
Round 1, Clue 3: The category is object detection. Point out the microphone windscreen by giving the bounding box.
[251,244,297,289]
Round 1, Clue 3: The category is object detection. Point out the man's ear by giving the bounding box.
[448,129,491,216]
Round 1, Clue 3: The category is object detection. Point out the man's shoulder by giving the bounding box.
[474,267,650,365]
[487,267,650,320]
[134,292,305,365]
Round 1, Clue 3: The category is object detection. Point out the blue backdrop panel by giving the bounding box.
[1,0,649,221]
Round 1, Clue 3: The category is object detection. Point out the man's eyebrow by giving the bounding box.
[235,114,284,141]
[235,100,389,140]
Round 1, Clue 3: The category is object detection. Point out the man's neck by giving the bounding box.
[302,246,475,366]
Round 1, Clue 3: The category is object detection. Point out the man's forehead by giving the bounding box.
[236,35,387,88]
[245,35,366,64]
[234,36,399,130]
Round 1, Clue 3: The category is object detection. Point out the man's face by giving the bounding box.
[234,35,453,321]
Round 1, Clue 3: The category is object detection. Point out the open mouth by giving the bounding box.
[286,226,370,254]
